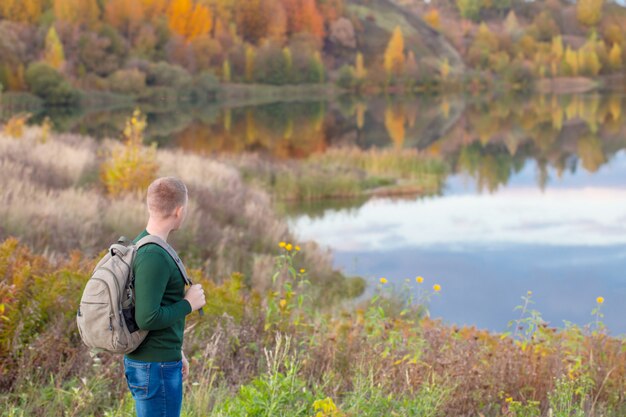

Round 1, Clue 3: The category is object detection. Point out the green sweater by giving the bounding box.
[125,230,192,362]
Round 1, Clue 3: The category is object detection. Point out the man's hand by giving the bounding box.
[182,350,189,380]
[184,284,206,312]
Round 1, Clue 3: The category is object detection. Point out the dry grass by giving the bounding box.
[0,128,341,292]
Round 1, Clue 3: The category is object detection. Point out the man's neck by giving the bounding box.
[145,219,172,242]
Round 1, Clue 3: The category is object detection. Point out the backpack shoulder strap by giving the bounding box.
[135,235,192,286]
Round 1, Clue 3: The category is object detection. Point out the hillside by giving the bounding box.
[0,0,625,106]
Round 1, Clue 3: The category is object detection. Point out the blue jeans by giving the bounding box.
[123,357,183,417]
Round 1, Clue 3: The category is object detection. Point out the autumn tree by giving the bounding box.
[0,0,42,24]
[564,46,579,76]
[579,40,602,76]
[355,52,367,80]
[576,0,603,27]
[237,0,270,42]
[267,0,287,42]
[424,8,440,30]
[283,0,324,41]
[222,59,231,82]
[550,35,564,76]
[245,44,255,81]
[503,10,522,39]
[168,0,213,41]
[54,0,99,27]
[44,27,65,71]
[609,42,622,70]
[384,26,405,79]
[104,0,145,37]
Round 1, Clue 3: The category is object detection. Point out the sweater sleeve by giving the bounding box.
[134,251,192,331]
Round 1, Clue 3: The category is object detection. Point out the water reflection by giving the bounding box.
[290,152,626,334]
[22,92,626,192]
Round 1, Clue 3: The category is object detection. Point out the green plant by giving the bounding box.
[505,397,541,417]
[548,375,594,417]
[216,335,315,417]
[265,242,310,331]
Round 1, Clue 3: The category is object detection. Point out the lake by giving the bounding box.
[20,91,626,334]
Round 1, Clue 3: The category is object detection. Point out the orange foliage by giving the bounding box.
[104,0,145,34]
[0,0,42,23]
[424,8,441,30]
[168,0,213,41]
[284,0,325,40]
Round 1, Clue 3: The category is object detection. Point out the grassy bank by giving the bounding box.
[232,147,448,203]
[1,237,625,416]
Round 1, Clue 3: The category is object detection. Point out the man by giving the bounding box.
[123,176,206,417]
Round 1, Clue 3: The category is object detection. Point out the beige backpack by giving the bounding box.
[76,235,193,354]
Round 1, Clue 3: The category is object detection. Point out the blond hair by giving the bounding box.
[146,177,187,217]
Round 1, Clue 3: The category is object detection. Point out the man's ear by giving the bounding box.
[175,205,184,219]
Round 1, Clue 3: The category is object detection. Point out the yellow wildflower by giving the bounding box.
[416,276,424,283]
[433,284,441,292]
[279,241,286,248]
[527,290,532,296]
[285,243,293,251]
[300,268,306,273]
[295,245,301,251]
[505,396,513,403]
[597,296,605,304]
[379,277,388,284]
[279,299,287,308]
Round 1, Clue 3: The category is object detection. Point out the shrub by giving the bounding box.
[336,65,356,89]
[100,108,158,196]
[2,113,30,138]
[107,69,147,96]
[145,61,191,87]
[24,62,79,105]
[254,43,290,85]
[184,71,220,103]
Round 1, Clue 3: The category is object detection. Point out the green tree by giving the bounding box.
[25,62,80,105]
[456,0,481,21]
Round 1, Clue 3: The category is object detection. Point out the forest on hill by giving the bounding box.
[0,0,625,105]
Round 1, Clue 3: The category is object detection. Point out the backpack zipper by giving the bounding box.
[98,266,125,327]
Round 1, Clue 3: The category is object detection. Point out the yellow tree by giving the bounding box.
[384,26,405,79]
[54,0,99,27]
[44,27,65,71]
[168,0,212,41]
[576,0,603,27]
[355,52,367,79]
[101,109,159,196]
[222,59,231,82]
[564,46,579,76]
[245,45,255,82]
[551,36,564,60]
[609,42,622,70]
[550,36,564,76]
